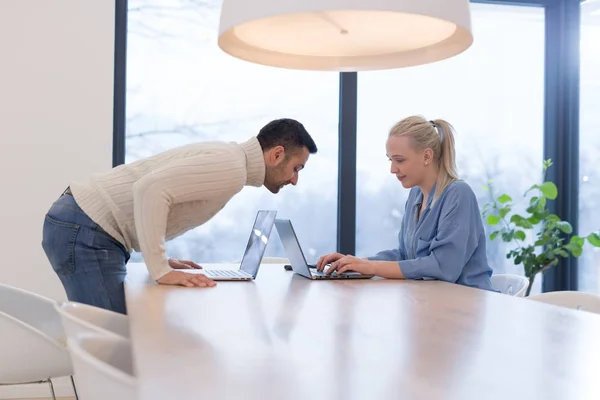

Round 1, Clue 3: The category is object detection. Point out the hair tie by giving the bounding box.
[429,120,443,143]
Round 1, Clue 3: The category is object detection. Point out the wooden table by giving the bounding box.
[125,262,600,400]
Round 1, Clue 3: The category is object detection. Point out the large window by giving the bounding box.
[125,0,590,295]
[578,4,600,293]
[355,4,545,292]
[126,0,339,264]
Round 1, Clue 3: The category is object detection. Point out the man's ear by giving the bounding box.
[270,145,285,164]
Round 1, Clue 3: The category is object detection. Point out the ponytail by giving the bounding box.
[431,119,459,203]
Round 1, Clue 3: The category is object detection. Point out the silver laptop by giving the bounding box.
[274,219,374,280]
[201,210,277,281]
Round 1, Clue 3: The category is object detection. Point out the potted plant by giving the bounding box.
[482,159,600,296]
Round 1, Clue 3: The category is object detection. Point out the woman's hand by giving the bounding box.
[156,270,216,288]
[168,258,202,270]
[316,252,345,271]
[326,255,375,276]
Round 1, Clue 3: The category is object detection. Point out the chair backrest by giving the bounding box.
[68,333,137,400]
[0,310,72,384]
[55,301,130,341]
[0,282,65,340]
[527,291,600,314]
[490,274,530,297]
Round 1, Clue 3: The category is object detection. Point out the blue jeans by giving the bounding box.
[41,192,130,314]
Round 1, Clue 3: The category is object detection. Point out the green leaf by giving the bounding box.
[587,232,600,247]
[536,196,547,211]
[511,215,534,229]
[525,184,539,196]
[571,236,585,246]
[489,231,500,241]
[497,194,512,204]
[517,219,534,229]
[554,249,569,258]
[565,236,584,257]
[544,214,560,230]
[565,243,583,257]
[502,231,515,242]
[487,215,501,226]
[515,230,526,241]
[514,255,522,265]
[556,221,573,234]
[540,182,558,200]
[498,207,511,219]
[528,215,543,225]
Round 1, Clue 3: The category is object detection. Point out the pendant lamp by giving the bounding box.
[217,0,473,71]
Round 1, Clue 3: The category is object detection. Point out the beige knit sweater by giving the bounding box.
[70,137,266,280]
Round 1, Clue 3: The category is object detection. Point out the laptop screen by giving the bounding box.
[239,210,277,277]
[273,219,312,278]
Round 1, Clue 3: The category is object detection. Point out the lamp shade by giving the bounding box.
[217,0,473,71]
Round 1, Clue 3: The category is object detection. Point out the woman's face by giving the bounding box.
[386,135,429,189]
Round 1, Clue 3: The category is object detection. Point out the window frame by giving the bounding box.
[113,0,582,292]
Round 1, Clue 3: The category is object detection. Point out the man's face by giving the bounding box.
[264,146,310,193]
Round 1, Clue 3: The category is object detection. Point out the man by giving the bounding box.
[41,118,317,314]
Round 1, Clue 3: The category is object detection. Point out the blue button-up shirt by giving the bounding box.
[369,180,495,291]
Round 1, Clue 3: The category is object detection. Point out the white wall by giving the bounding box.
[0,0,115,299]
[0,0,115,397]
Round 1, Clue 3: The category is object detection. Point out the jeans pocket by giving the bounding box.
[42,214,80,275]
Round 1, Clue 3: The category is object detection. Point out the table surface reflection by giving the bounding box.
[125,263,600,400]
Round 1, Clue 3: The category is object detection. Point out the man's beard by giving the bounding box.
[265,159,289,192]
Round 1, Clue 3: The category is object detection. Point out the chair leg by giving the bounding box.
[70,375,79,400]
[48,379,56,400]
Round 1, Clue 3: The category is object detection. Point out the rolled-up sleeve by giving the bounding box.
[368,248,402,261]
[399,187,480,283]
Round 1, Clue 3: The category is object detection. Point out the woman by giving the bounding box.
[317,116,494,291]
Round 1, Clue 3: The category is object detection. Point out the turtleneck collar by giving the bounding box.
[239,137,266,187]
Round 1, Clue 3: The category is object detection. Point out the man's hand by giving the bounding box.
[326,255,375,276]
[168,258,202,270]
[156,270,216,288]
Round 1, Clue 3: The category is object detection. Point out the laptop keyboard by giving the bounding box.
[312,270,340,277]
[204,270,248,278]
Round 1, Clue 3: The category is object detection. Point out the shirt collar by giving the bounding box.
[412,182,438,208]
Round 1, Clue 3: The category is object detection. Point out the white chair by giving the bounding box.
[527,291,600,314]
[55,301,130,341]
[261,257,290,264]
[68,333,137,400]
[490,274,530,297]
[0,283,75,399]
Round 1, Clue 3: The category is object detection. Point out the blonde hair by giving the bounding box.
[389,115,459,203]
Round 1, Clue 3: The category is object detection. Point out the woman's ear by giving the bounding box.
[423,148,434,165]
